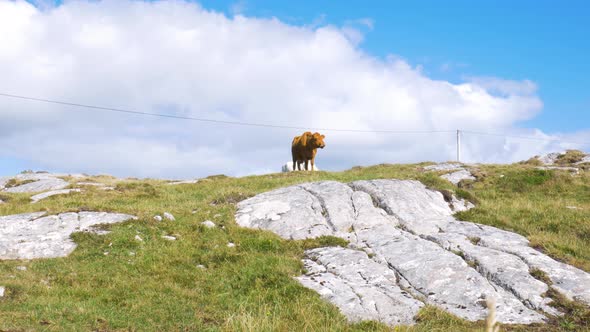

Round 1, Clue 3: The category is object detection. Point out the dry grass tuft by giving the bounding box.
[556,150,586,165]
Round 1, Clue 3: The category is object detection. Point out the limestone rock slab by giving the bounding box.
[0,211,136,259]
[424,163,476,186]
[538,152,562,165]
[298,247,424,326]
[30,189,81,203]
[349,180,456,222]
[235,179,590,326]
[236,186,333,240]
[0,176,11,190]
[353,223,545,324]
[3,173,70,193]
[423,163,464,171]
[441,169,476,185]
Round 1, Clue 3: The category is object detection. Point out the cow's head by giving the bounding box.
[311,132,326,149]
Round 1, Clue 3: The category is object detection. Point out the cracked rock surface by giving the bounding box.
[298,247,424,326]
[537,151,590,166]
[441,169,476,185]
[30,189,82,203]
[0,211,136,259]
[1,173,72,193]
[236,180,590,326]
[425,163,475,185]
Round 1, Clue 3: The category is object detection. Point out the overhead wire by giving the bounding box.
[0,93,453,134]
[461,130,590,146]
[0,92,589,146]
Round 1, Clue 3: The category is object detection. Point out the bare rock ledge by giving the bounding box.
[236,180,590,326]
[0,211,137,259]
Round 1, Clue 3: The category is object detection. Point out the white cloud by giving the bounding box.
[464,76,539,96]
[345,17,374,30]
[0,0,587,178]
[230,0,246,16]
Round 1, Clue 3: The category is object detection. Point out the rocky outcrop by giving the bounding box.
[538,153,562,165]
[30,189,82,203]
[0,211,136,259]
[298,247,424,326]
[423,163,464,172]
[236,180,590,326]
[536,151,590,166]
[441,169,476,185]
[424,163,475,185]
[1,173,72,193]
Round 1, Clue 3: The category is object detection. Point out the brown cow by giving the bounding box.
[291,131,326,171]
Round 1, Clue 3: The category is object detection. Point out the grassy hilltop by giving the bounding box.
[0,162,589,331]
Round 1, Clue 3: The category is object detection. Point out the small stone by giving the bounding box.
[566,206,578,210]
[196,264,206,269]
[0,286,4,297]
[163,212,175,221]
[103,252,109,256]
[201,220,216,228]
[129,252,136,256]
[214,214,221,218]
[134,235,143,242]
[191,210,197,214]
[227,242,236,248]
[162,235,176,241]
[16,266,26,271]
[500,174,505,178]
[153,215,163,222]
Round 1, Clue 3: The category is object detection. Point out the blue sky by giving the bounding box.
[2,0,587,177]
[26,0,589,132]
[199,0,589,132]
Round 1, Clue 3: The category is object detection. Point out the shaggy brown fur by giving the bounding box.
[291,132,326,171]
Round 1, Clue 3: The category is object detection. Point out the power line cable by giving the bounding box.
[1,92,588,145]
[0,92,453,134]
[462,130,590,146]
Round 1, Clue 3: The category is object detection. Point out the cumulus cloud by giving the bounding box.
[0,0,587,178]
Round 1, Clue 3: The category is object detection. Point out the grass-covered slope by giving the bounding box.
[0,163,588,331]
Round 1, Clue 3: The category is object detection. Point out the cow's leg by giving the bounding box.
[305,160,309,171]
[311,150,317,171]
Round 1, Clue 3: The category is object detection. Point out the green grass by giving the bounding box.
[0,163,588,331]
